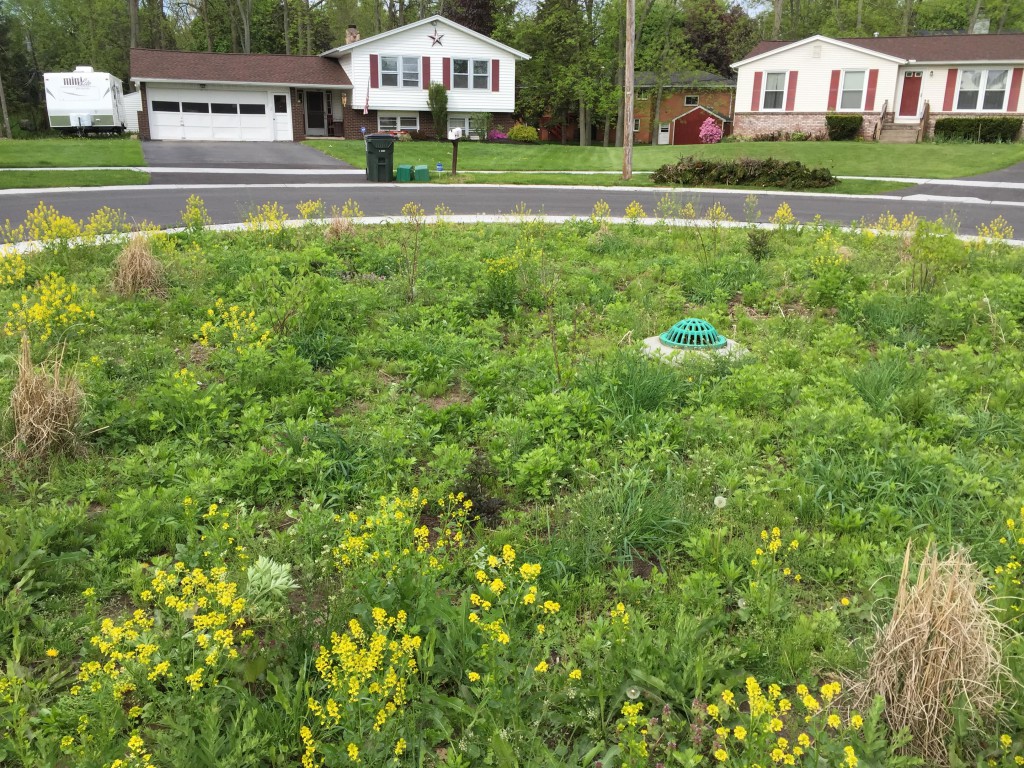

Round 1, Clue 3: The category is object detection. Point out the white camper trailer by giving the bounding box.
[44,67,128,134]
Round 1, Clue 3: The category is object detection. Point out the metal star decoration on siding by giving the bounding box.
[429,30,444,46]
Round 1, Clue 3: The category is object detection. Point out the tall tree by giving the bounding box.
[443,0,494,35]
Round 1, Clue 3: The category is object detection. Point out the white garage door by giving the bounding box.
[147,87,292,142]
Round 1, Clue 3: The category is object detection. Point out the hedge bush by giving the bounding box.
[933,116,1023,143]
[507,124,539,143]
[651,156,836,189]
[825,113,863,141]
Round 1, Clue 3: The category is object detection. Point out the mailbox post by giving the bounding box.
[447,127,463,176]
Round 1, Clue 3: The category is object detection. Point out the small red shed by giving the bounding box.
[670,105,731,145]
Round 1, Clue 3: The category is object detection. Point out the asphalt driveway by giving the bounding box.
[141,141,356,170]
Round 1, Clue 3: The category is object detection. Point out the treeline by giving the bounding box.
[0,0,1021,139]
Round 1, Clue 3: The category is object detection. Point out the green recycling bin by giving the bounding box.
[365,133,397,182]
[414,165,430,182]
[396,164,413,182]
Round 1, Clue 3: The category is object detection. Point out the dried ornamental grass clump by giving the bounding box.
[6,336,83,460]
[857,542,1005,765]
[113,234,166,298]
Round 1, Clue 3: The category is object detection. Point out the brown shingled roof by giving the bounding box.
[742,33,1024,64]
[130,48,351,87]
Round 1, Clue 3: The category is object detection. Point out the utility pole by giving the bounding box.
[622,0,635,180]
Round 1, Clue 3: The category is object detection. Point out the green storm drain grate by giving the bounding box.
[658,318,727,349]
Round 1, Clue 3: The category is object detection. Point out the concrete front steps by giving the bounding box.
[878,123,920,144]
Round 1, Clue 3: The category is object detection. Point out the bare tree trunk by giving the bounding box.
[234,0,253,52]
[856,0,863,31]
[128,0,139,48]
[283,0,290,54]
[306,0,313,53]
[603,118,611,147]
[968,0,982,31]
[902,0,913,35]
[201,0,212,51]
[579,99,589,146]
[996,2,1009,32]
[0,67,12,139]
[622,0,634,179]
[772,0,782,36]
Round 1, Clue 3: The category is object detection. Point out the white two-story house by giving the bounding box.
[130,15,529,142]
[323,15,530,139]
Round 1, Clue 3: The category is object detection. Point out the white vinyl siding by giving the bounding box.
[840,70,866,110]
[957,69,1008,111]
[338,20,519,114]
[734,38,900,115]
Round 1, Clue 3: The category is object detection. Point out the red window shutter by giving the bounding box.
[827,70,841,111]
[370,54,379,88]
[1008,68,1023,112]
[751,71,762,111]
[943,68,958,111]
[492,59,500,92]
[422,57,430,89]
[443,57,451,90]
[865,69,879,111]
[785,71,798,111]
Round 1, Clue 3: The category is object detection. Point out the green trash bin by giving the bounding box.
[365,133,396,182]
[413,165,430,182]
[396,164,413,182]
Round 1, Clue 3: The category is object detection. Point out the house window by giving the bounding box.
[762,72,786,110]
[957,69,1008,111]
[239,104,266,115]
[402,57,420,88]
[685,95,699,106]
[211,103,237,114]
[378,114,419,131]
[152,101,179,112]
[274,95,288,113]
[448,114,483,138]
[453,59,490,90]
[380,56,419,87]
[840,70,866,110]
[182,102,210,113]
[633,118,640,132]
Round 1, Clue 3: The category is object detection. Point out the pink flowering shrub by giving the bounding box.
[699,117,723,144]
[488,129,509,141]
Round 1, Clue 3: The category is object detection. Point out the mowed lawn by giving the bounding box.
[0,137,145,168]
[309,139,1024,179]
[0,169,149,189]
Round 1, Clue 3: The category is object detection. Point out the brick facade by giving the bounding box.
[340,106,517,140]
[636,88,735,144]
[733,111,880,140]
[290,88,306,141]
[138,83,151,140]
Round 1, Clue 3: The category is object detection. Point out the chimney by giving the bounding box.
[346,25,360,45]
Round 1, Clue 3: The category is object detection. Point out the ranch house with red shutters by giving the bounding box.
[130,15,529,142]
[730,33,1024,142]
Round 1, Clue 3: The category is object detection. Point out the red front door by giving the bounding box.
[898,71,922,117]
[673,109,712,144]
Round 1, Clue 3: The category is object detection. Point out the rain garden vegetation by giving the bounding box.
[1,195,1023,767]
